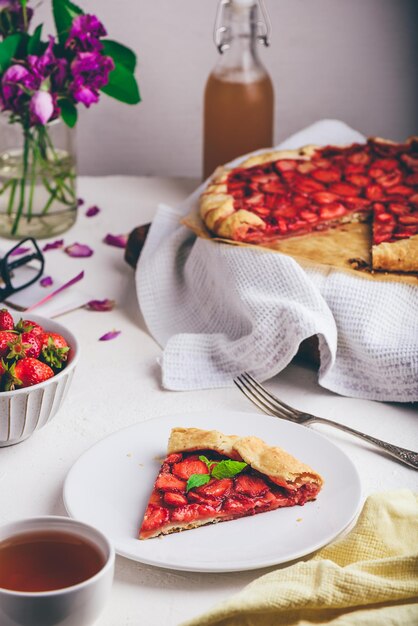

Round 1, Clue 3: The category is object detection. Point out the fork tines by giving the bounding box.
[233,372,298,419]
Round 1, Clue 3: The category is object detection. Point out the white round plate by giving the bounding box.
[63,411,362,573]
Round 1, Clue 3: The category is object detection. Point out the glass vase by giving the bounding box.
[0,116,77,240]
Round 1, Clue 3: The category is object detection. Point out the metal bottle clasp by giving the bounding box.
[213,0,272,54]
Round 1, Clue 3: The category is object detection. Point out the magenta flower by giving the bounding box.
[30,90,54,125]
[66,14,107,52]
[103,233,128,248]
[0,1,33,37]
[85,205,100,217]
[70,51,114,107]
[1,64,37,114]
[27,37,56,80]
[65,242,94,258]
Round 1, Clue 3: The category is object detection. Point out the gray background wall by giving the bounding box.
[38,0,418,177]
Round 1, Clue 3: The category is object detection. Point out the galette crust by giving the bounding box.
[168,427,240,459]
[372,233,418,272]
[233,436,323,491]
[167,427,323,490]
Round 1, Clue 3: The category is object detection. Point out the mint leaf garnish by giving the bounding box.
[186,473,211,492]
[198,455,217,470]
[211,460,247,479]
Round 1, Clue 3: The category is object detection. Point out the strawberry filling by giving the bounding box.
[139,450,320,539]
[224,139,418,246]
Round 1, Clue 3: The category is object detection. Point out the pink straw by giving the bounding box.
[25,271,85,312]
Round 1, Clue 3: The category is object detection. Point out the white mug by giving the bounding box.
[0,516,115,626]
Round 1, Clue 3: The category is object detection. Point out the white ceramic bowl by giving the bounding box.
[0,313,79,447]
[0,516,114,626]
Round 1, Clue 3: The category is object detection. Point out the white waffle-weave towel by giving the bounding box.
[136,120,418,402]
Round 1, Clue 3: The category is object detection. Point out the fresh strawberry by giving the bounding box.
[140,504,169,534]
[15,319,44,335]
[172,458,209,480]
[234,474,269,497]
[6,358,54,389]
[39,332,67,349]
[0,309,14,331]
[7,333,42,360]
[195,478,233,500]
[0,331,17,357]
[155,473,186,493]
[40,333,69,370]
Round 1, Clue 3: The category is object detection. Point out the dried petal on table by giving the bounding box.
[103,233,128,248]
[65,242,94,258]
[86,205,100,217]
[40,276,53,288]
[43,240,64,252]
[99,330,121,341]
[86,299,115,312]
[10,246,30,256]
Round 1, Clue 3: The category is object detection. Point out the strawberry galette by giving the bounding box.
[199,137,418,272]
[139,427,323,540]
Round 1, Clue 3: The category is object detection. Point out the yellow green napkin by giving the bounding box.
[182,489,418,626]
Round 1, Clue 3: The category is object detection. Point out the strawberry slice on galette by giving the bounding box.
[139,427,323,540]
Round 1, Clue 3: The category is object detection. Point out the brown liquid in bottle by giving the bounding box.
[203,73,274,179]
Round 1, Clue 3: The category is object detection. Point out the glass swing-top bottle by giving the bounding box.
[203,0,274,179]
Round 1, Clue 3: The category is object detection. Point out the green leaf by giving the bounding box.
[52,0,83,45]
[211,460,248,480]
[186,474,211,492]
[27,24,43,55]
[198,455,217,470]
[102,40,137,73]
[0,34,24,72]
[58,98,78,128]
[100,61,141,105]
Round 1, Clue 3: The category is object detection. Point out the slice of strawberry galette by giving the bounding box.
[139,427,323,540]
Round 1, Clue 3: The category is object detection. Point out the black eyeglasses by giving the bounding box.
[0,238,45,302]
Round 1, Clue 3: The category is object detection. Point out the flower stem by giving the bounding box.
[7,179,18,216]
[27,138,38,222]
[11,127,30,236]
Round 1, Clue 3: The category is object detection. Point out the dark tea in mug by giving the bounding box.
[0,529,106,592]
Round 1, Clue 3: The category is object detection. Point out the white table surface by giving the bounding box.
[0,176,417,626]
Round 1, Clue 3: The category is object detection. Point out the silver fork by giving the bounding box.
[233,372,418,470]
